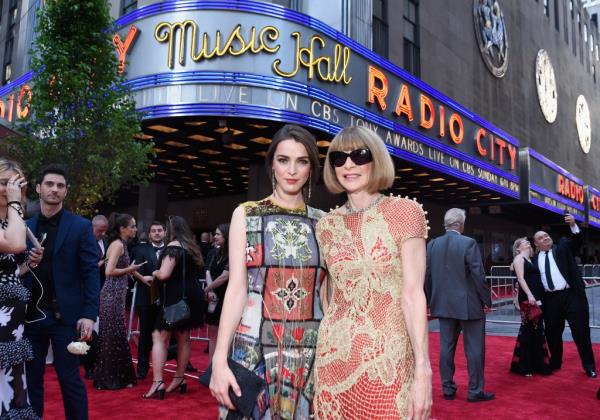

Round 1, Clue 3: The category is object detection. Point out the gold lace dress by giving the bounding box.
[314,196,428,419]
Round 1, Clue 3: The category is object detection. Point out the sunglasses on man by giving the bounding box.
[329,148,373,168]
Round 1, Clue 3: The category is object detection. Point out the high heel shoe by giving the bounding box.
[142,380,166,400]
[167,376,187,394]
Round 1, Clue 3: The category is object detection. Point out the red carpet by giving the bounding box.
[42,333,599,419]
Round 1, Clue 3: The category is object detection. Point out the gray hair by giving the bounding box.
[444,208,466,230]
[92,214,108,225]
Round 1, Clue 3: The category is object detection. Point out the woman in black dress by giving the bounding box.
[510,237,552,376]
[143,216,204,399]
[202,223,229,357]
[0,159,39,419]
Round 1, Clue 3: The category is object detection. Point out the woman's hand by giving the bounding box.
[6,174,26,203]
[127,261,145,273]
[527,293,537,306]
[406,365,432,420]
[140,275,153,286]
[206,290,217,302]
[209,359,241,410]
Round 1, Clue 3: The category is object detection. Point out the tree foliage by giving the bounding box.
[8,0,154,215]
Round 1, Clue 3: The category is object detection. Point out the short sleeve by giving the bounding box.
[160,245,184,263]
[383,197,429,245]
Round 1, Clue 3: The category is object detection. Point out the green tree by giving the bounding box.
[8,0,154,216]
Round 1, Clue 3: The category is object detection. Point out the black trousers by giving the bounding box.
[542,288,595,372]
[136,304,159,372]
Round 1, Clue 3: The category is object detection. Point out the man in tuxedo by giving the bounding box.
[80,214,108,380]
[533,214,596,377]
[130,221,165,379]
[25,164,100,420]
[426,208,494,402]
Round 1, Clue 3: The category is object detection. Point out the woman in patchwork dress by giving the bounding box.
[209,124,325,419]
[0,159,40,419]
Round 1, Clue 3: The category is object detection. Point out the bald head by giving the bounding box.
[533,230,553,252]
[92,214,109,240]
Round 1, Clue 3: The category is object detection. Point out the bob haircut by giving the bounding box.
[264,124,320,199]
[323,126,395,194]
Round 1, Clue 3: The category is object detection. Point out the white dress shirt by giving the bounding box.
[537,223,580,292]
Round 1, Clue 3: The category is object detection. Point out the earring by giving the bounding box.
[272,172,276,191]
[307,173,312,202]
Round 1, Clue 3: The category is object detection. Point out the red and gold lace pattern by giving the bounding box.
[313,196,428,419]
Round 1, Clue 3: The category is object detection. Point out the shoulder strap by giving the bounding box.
[181,245,187,300]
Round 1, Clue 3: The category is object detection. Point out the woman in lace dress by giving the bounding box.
[209,124,325,419]
[314,126,432,420]
[94,213,142,390]
[0,159,39,419]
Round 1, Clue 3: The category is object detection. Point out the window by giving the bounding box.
[121,0,137,15]
[593,65,596,83]
[544,0,549,16]
[570,0,575,18]
[403,0,419,77]
[584,23,588,43]
[3,36,13,84]
[8,0,17,26]
[563,0,569,44]
[554,0,560,30]
[373,0,388,57]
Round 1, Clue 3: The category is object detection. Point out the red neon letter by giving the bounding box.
[367,65,388,111]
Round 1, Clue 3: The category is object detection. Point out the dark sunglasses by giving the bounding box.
[329,149,373,168]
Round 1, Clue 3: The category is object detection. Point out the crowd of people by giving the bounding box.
[0,123,598,420]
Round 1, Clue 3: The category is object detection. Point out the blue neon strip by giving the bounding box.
[0,71,34,97]
[530,197,585,222]
[588,185,600,198]
[127,71,519,183]
[386,146,519,199]
[529,148,585,185]
[139,102,519,198]
[115,0,519,147]
[530,184,585,212]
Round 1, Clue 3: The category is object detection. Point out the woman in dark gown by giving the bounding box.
[0,159,39,419]
[202,223,229,357]
[510,237,552,376]
[94,213,143,390]
[143,215,204,400]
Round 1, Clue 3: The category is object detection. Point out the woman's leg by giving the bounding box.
[144,329,170,396]
[166,330,191,392]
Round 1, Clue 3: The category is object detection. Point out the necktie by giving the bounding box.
[545,251,555,291]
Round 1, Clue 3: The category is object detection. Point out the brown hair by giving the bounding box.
[166,215,204,267]
[265,124,320,201]
[323,126,395,194]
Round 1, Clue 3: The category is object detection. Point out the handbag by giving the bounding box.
[199,358,266,418]
[162,248,191,326]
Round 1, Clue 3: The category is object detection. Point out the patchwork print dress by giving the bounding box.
[221,198,325,420]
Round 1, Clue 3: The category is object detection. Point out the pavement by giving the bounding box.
[428,284,600,344]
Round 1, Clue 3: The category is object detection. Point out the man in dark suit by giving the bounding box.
[25,164,100,420]
[130,221,165,379]
[425,208,494,403]
[533,214,596,377]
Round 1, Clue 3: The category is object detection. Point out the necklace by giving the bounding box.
[344,194,384,214]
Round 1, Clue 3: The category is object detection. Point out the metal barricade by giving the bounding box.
[127,279,210,344]
[487,264,600,328]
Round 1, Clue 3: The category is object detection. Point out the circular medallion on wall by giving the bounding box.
[535,49,558,123]
[473,0,509,78]
[575,95,591,154]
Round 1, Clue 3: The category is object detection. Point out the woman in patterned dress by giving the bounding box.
[94,213,142,390]
[314,126,432,420]
[0,159,40,419]
[209,124,325,419]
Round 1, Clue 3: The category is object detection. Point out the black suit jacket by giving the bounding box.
[25,210,100,324]
[130,243,162,306]
[536,231,585,292]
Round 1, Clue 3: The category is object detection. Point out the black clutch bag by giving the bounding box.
[199,358,266,418]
